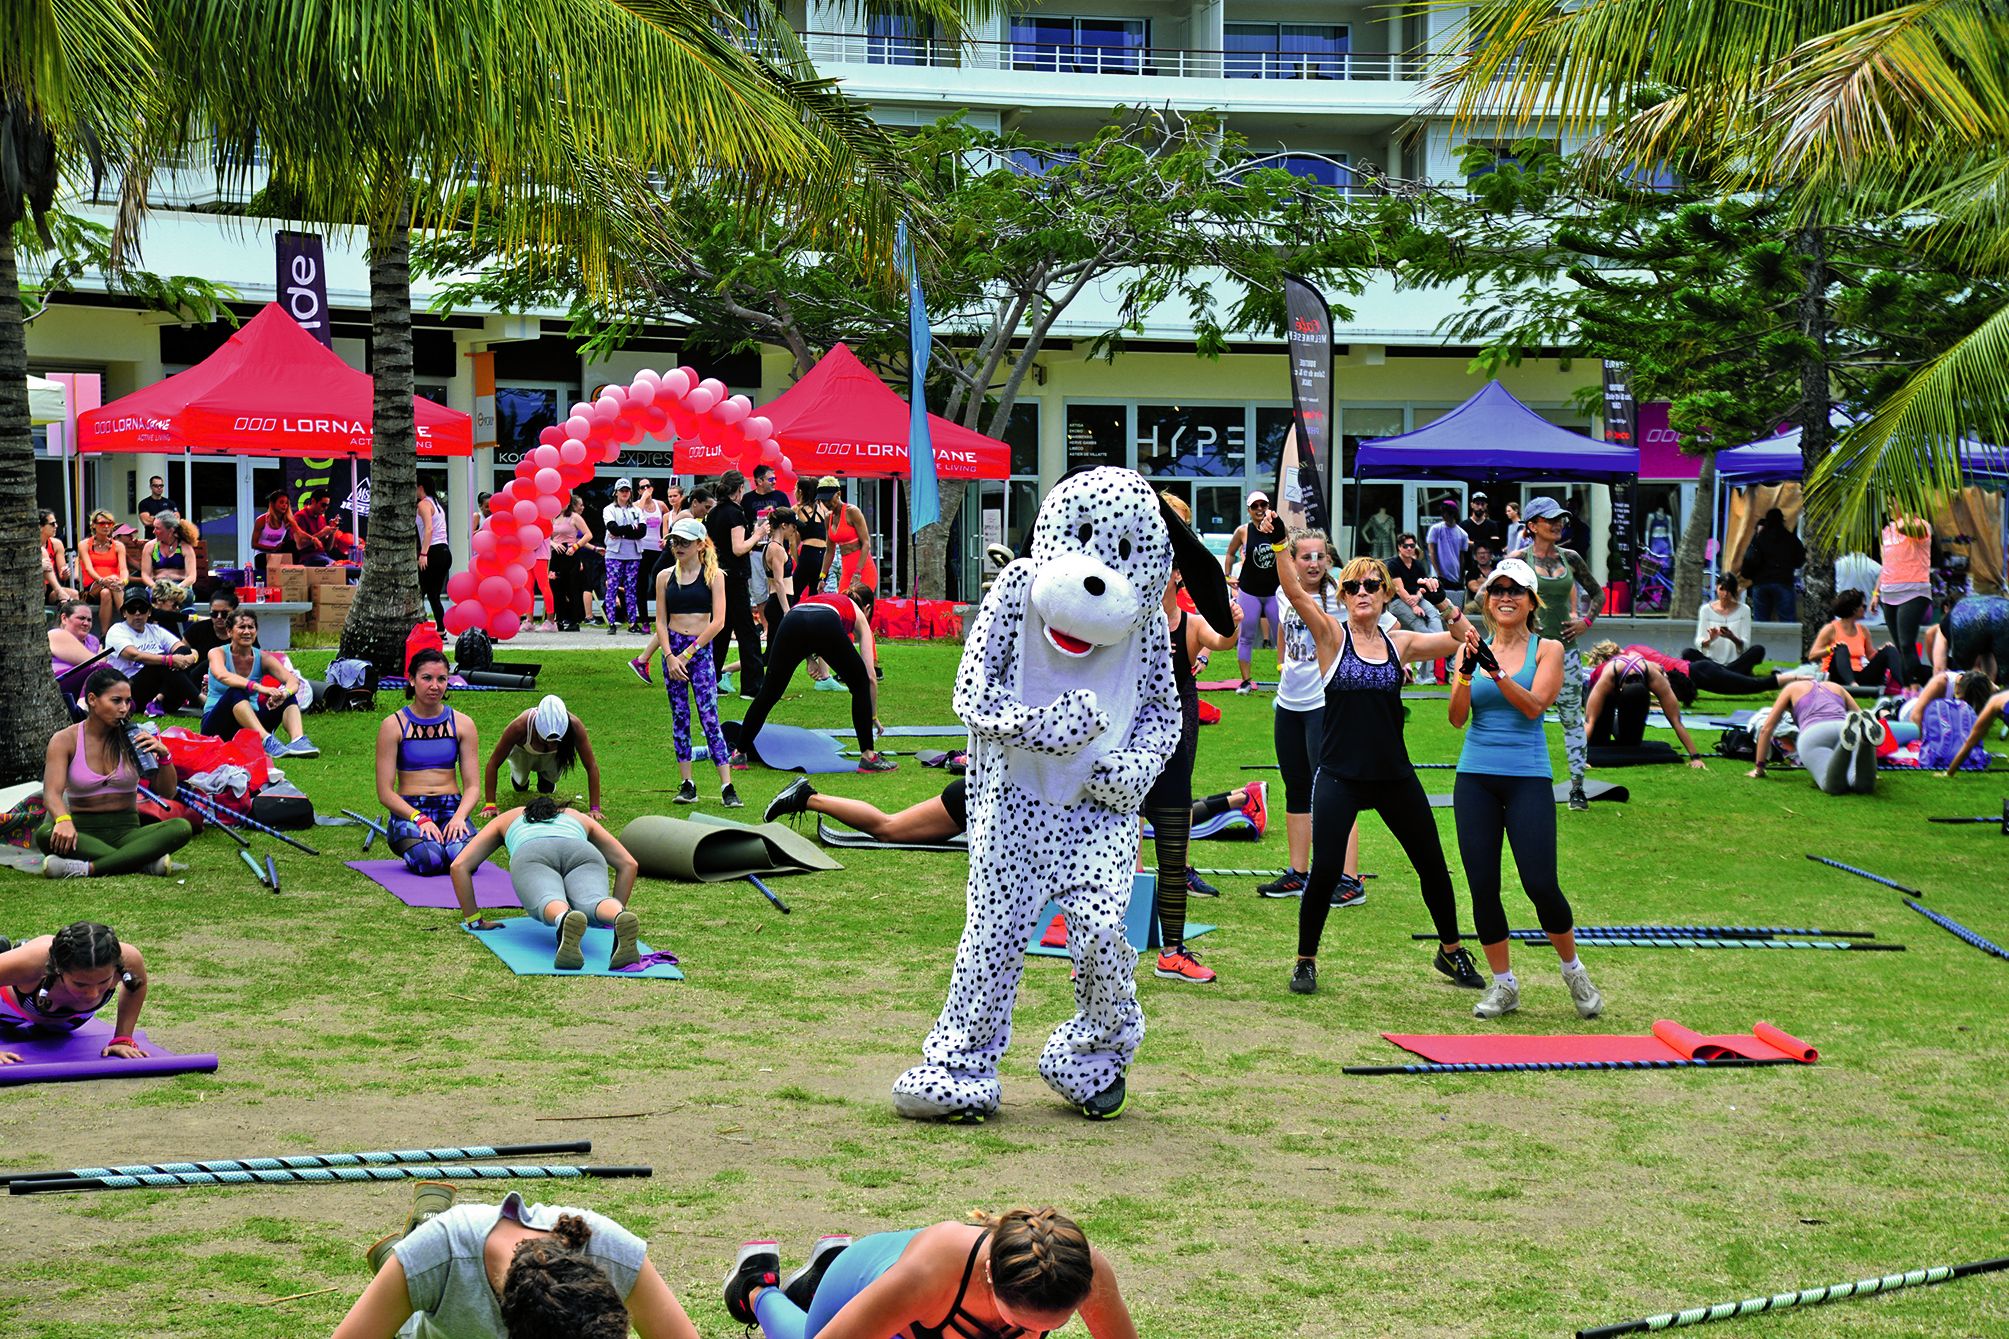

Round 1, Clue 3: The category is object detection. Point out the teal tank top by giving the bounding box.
[503,811,589,857]
[1458,635,1554,779]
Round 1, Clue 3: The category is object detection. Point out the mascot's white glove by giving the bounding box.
[1022,688,1110,757]
[1085,748,1160,812]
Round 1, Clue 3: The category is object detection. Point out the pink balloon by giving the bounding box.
[471,529,496,560]
[601,383,628,405]
[559,439,587,466]
[698,378,727,401]
[593,396,621,423]
[565,414,592,440]
[502,562,529,589]
[511,499,537,525]
[489,608,521,641]
[627,379,656,407]
[643,405,671,433]
[697,416,727,448]
[667,404,698,439]
[602,440,622,463]
[511,522,537,549]
[444,601,479,635]
[661,368,694,397]
[760,438,783,464]
[686,388,717,415]
[718,395,751,423]
[537,425,564,447]
[446,570,477,603]
[613,420,640,445]
[569,400,594,420]
[535,492,564,520]
[510,588,533,616]
[531,444,560,470]
[743,416,772,441]
[478,576,513,611]
[534,467,562,493]
[633,368,661,388]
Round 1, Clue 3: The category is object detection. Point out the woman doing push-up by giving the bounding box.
[451,796,642,971]
[480,694,602,820]
[0,922,151,1063]
[375,649,480,875]
[725,1208,1137,1339]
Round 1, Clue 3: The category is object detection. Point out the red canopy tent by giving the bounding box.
[78,303,472,458]
[674,342,1009,480]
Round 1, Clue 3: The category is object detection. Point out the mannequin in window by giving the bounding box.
[1361,506,1397,562]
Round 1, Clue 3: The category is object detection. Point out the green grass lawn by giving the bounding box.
[3,640,2006,1338]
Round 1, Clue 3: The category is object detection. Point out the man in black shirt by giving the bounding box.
[137,476,173,528]
[1460,491,1507,555]
[743,464,788,524]
[705,469,770,698]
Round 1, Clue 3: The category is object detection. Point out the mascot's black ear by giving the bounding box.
[1160,495,1236,636]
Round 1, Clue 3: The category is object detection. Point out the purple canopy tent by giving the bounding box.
[1354,381,1640,482]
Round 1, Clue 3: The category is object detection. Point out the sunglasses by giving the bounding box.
[1249,502,1269,510]
[1340,578,1384,595]
[1487,582,1531,598]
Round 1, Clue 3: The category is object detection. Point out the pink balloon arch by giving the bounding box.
[446,367,791,641]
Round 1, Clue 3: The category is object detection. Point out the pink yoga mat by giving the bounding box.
[1381,1020,1818,1066]
[0,1019,218,1087]
[347,859,518,910]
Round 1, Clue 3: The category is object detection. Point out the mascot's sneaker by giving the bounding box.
[1434,944,1486,989]
[766,777,816,823]
[1257,869,1306,898]
[891,1067,1000,1123]
[782,1235,853,1312]
[554,910,588,971]
[405,1180,457,1235]
[724,1241,781,1325]
[1241,781,1267,833]
[1155,945,1216,983]
[609,910,641,971]
[1078,1076,1127,1121]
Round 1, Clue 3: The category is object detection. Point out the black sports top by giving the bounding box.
[659,568,713,616]
[1317,623,1410,780]
[1169,611,1198,731]
[1236,516,1283,596]
[911,1232,1052,1339]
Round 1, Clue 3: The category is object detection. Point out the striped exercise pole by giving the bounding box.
[1409,925,1874,941]
[1344,1058,1800,1076]
[0,1140,591,1186]
[1905,898,2009,961]
[1575,1255,2009,1337]
[173,785,322,856]
[138,783,248,849]
[341,808,390,853]
[1805,854,1922,896]
[1195,869,1377,879]
[11,1163,650,1195]
[747,874,790,914]
[1566,937,1903,952]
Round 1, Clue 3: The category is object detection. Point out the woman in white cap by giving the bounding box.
[1447,558,1603,1021]
[654,516,742,807]
[602,478,648,635]
[1222,491,1286,692]
[479,695,604,822]
[1506,496,1603,810]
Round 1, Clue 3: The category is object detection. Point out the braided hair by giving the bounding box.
[977,1207,1094,1315]
[50,922,123,977]
[500,1214,627,1339]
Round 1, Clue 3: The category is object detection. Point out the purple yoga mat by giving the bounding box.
[0,1019,217,1088]
[347,859,518,910]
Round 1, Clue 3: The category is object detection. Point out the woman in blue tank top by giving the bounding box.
[1448,559,1602,1021]
[449,795,644,971]
[374,649,480,876]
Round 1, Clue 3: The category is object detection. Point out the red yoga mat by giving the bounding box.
[1382,1020,1817,1066]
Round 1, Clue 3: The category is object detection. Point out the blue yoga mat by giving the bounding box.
[1143,809,1255,840]
[698,721,853,774]
[464,917,684,980]
[1026,872,1216,958]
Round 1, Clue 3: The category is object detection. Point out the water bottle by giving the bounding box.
[125,721,160,779]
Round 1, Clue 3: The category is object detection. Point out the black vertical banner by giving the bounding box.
[1281,274,1333,532]
[275,231,362,515]
[1602,361,1639,614]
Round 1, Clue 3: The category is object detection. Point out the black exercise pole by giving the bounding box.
[747,874,790,914]
[0,1140,592,1186]
[1574,1255,2009,1338]
[174,785,322,856]
[1804,854,1922,896]
[1344,1058,1802,1076]
[1905,898,2009,961]
[138,783,248,849]
[12,1163,650,1195]
[1409,925,1875,941]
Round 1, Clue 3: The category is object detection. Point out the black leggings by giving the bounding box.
[1684,658,1778,695]
[1681,644,1766,676]
[1591,680,1651,747]
[1300,768,1459,957]
[1828,645,1897,688]
[420,543,452,627]
[1146,706,1198,950]
[1883,597,1927,686]
[738,606,872,755]
[1273,705,1322,814]
[711,572,765,694]
[1453,771,1574,945]
[126,663,201,714]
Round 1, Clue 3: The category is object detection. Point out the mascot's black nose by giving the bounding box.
[1084,575,1105,597]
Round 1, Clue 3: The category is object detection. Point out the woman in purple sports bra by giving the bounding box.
[1,922,152,1063]
[726,1207,1137,1339]
[375,649,481,875]
[1747,678,1884,795]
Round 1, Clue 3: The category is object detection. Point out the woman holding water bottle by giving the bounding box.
[34,667,194,878]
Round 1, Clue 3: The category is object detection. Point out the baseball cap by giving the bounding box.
[1247,491,1270,506]
[532,694,570,741]
[668,517,706,543]
[817,476,841,492]
[1486,557,1540,591]
[1521,496,1566,522]
[1470,491,1488,502]
[614,477,633,490]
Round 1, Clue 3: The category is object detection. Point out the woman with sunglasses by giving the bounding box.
[654,517,742,807]
[1448,560,1603,1021]
[1222,491,1286,693]
[36,668,194,878]
[1506,496,1603,810]
[77,509,129,631]
[1275,546,1481,996]
[480,694,603,820]
[1,922,152,1063]
[40,510,77,604]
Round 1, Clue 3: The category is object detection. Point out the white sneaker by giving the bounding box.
[1473,979,1520,1019]
[41,854,91,879]
[1564,966,1604,1018]
[1235,679,1253,695]
[145,856,174,877]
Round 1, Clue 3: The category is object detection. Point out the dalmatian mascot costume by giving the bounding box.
[894,467,1232,1122]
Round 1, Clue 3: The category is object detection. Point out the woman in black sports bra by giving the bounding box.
[725,1208,1137,1339]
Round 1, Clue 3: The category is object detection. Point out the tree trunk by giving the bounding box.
[0,224,74,781]
[912,485,967,602]
[1670,450,1715,620]
[1795,226,1836,660]
[339,220,427,672]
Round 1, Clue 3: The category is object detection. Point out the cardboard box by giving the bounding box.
[303,567,349,589]
[312,584,357,611]
[274,566,314,601]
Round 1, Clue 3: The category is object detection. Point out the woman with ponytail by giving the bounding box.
[726,1207,1136,1339]
[449,796,643,972]
[36,668,193,878]
[653,516,741,808]
[335,1195,698,1339]
[0,922,152,1062]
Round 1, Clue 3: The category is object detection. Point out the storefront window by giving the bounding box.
[1136,404,1246,478]
[1065,403,1125,471]
[1253,407,1294,483]
[1340,406,1405,480]
[495,386,564,466]
[1002,402,1039,477]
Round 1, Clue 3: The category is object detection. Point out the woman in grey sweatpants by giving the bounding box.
[1746,680,1883,795]
[448,796,644,970]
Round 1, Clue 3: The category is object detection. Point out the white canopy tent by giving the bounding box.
[28,374,67,425]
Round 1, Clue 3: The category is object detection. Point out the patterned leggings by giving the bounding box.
[604,557,640,626]
[1557,643,1586,787]
[389,792,469,877]
[665,631,730,764]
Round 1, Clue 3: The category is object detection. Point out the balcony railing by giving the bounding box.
[803,31,1427,82]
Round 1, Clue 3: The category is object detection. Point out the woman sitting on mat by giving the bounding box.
[736,581,894,774]
[36,670,193,879]
[1807,589,1900,690]
[1448,560,1603,1021]
[480,694,602,820]
[49,599,104,706]
[204,610,315,757]
[1274,544,1482,996]
[1747,679,1884,795]
[1581,642,1709,767]
[653,517,741,809]
[726,1207,1137,1339]
[0,922,151,1062]
[335,1192,698,1339]
[375,648,481,876]
[450,796,642,971]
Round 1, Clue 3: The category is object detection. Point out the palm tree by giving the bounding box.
[0,0,154,781]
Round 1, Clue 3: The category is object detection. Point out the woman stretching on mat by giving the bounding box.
[36,669,193,879]
[1448,559,1603,1021]
[451,796,643,971]
[735,582,894,774]
[653,517,741,809]
[480,694,603,820]
[375,649,481,875]
[726,1207,1137,1339]
[336,1194,698,1339]
[203,610,315,757]
[1261,530,1364,903]
[1747,679,1884,795]
[1581,643,1710,767]
[1275,546,1481,996]
[0,922,151,1062]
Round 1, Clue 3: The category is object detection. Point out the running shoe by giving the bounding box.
[365,1232,401,1275]
[674,780,698,804]
[1288,959,1318,994]
[286,736,320,758]
[1473,979,1520,1019]
[1567,784,1589,812]
[1433,944,1486,989]
[782,1236,853,1313]
[1184,867,1220,897]
[144,856,174,877]
[263,734,289,758]
[609,910,640,971]
[718,674,735,695]
[813,676,844,692]
[1155,946,1217,983]
[406,1180,457,1235]
[1331,872,1366,909]
[41,854,90,879]
[606,621,620,636]
[724,1241,782,1325]
[628,655,652,685]
[857,753,897,773]
[1240,780,1268,833]
[1564,965,1604,1018]
[1235,678,1253,695]
[143,701,164,718]
[765,777,816,823]
[727,750,751,770]
[1079,1075,1127,1120]
[554,910,588,971]
[721,785,744,809]
[1256,869,1306,898]
[629,622,648,635]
